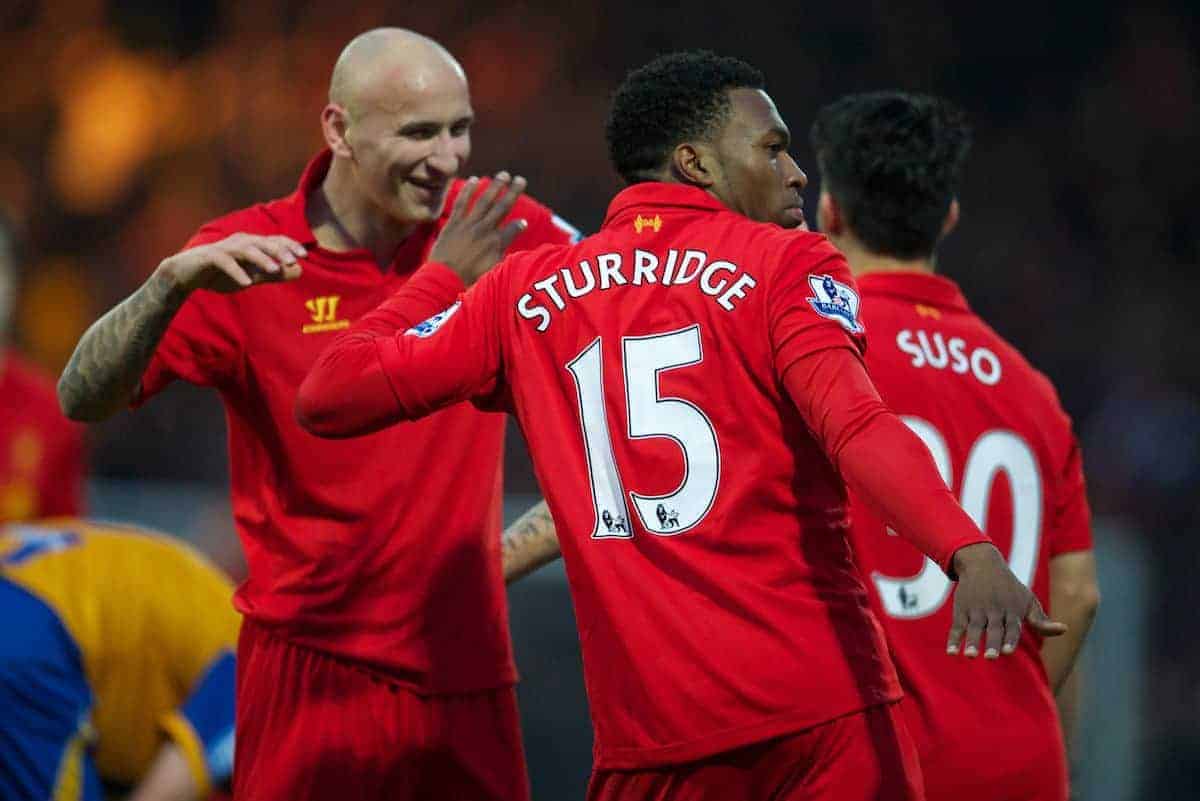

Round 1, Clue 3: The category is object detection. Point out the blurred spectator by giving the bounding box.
[0,214,85,520]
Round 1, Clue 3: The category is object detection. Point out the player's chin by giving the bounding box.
[777,206,808,230]
[393,194,446,224]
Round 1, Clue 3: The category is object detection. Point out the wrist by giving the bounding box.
[950,541,1002,579]
[150,261,192,307]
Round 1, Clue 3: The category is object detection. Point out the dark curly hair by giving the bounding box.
[810,92,972,260]
[606,50,765,185]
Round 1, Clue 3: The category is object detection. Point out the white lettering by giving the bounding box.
[518,293,552,332]
[972,348,1002,385]
[897,328,1003,386]
[632,250,658,285]
[700,261,737,296]
[662,249,680,285]
[897,329,926,367]
[918,331,949,368]
[948,337,969,374]
[561,261,596,298]
[717,274,757,311]
[673,250,706,284]
[533,274,567,311]
[598,253,627,290]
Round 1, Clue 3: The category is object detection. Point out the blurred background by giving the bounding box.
[1,0,1197,798]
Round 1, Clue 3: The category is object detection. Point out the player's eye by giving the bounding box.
[398,125,439,140]
[450,120,472,137]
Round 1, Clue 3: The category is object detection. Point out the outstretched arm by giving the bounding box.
[298,174,529,436]
[502,501,561,584]
[58,234,304,421]
[783,346,1067,659]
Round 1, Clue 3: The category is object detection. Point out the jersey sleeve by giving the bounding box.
[783,347,990,573]
[136,225,245,403]
[1047,435,1094,556]
[295,262,502,436]
[767,236,867,378]
[373,266,506,420]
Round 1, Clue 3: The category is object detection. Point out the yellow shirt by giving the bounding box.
[0,519,240,794]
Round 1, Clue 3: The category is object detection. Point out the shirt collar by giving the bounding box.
[272,148,335,245]
[601,182,727,229]
[856,271,971,313]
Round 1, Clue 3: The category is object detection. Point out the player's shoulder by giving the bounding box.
[189,193,302,245]
[720,216,841,266]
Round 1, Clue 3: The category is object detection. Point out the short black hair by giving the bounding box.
[810,92,971,260]
[606,50,765,184]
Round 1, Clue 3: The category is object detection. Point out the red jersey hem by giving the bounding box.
[238,615,519,697]
[591,690,902,770]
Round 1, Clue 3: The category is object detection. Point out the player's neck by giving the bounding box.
[836,237,937,278]
[310,161,417,269]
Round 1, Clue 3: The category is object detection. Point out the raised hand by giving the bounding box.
[429,172,528,286]
[158,233,306,294]
[947,542,1068,659]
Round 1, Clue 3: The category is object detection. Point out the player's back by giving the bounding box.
[489,183,901,768]
[846,271,1088,801]
[0,519,238,786]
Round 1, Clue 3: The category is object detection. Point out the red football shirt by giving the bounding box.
[847,272,1093,801]
[326,183,920,768]
[0,349,85,521]
[137,149,576,692]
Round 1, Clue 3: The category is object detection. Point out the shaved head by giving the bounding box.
[318,28,474,230]
[329,28,466,120]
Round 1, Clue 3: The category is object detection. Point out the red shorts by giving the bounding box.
[233,620,529,801]
[587,702,923,801]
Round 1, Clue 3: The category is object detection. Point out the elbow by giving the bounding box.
[57,375,106,423]
[1060,579,1101,625]
[294,378,348,438]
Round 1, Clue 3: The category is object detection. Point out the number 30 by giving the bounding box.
[873,418,1042,618]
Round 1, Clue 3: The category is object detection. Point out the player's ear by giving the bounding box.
[817,189,843,236]
[321,104,354,159]
[940,198,961,239]
[670,143,716,188]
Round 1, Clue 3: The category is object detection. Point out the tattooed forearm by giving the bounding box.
[502,500,562,584]
[58,270,188,422]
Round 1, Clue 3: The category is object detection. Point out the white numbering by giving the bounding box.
[873,419,1042,618]
[567,325,720,538]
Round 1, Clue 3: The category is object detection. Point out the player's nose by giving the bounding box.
[784,155,807,190]
[426,132,461,177]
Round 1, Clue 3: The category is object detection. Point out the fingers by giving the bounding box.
[238,244,283,276]
[259,236,305,267]
[983,611,1005,659]
[211,253,253,288]
[481,174,527,228]
[1001,612,1022,655]
[496,218,529,252]
[962,613,985,658]
[227,235,307,284]
[946,612,966,656]
[1026,598,1069,637]
[449,176,479,221]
